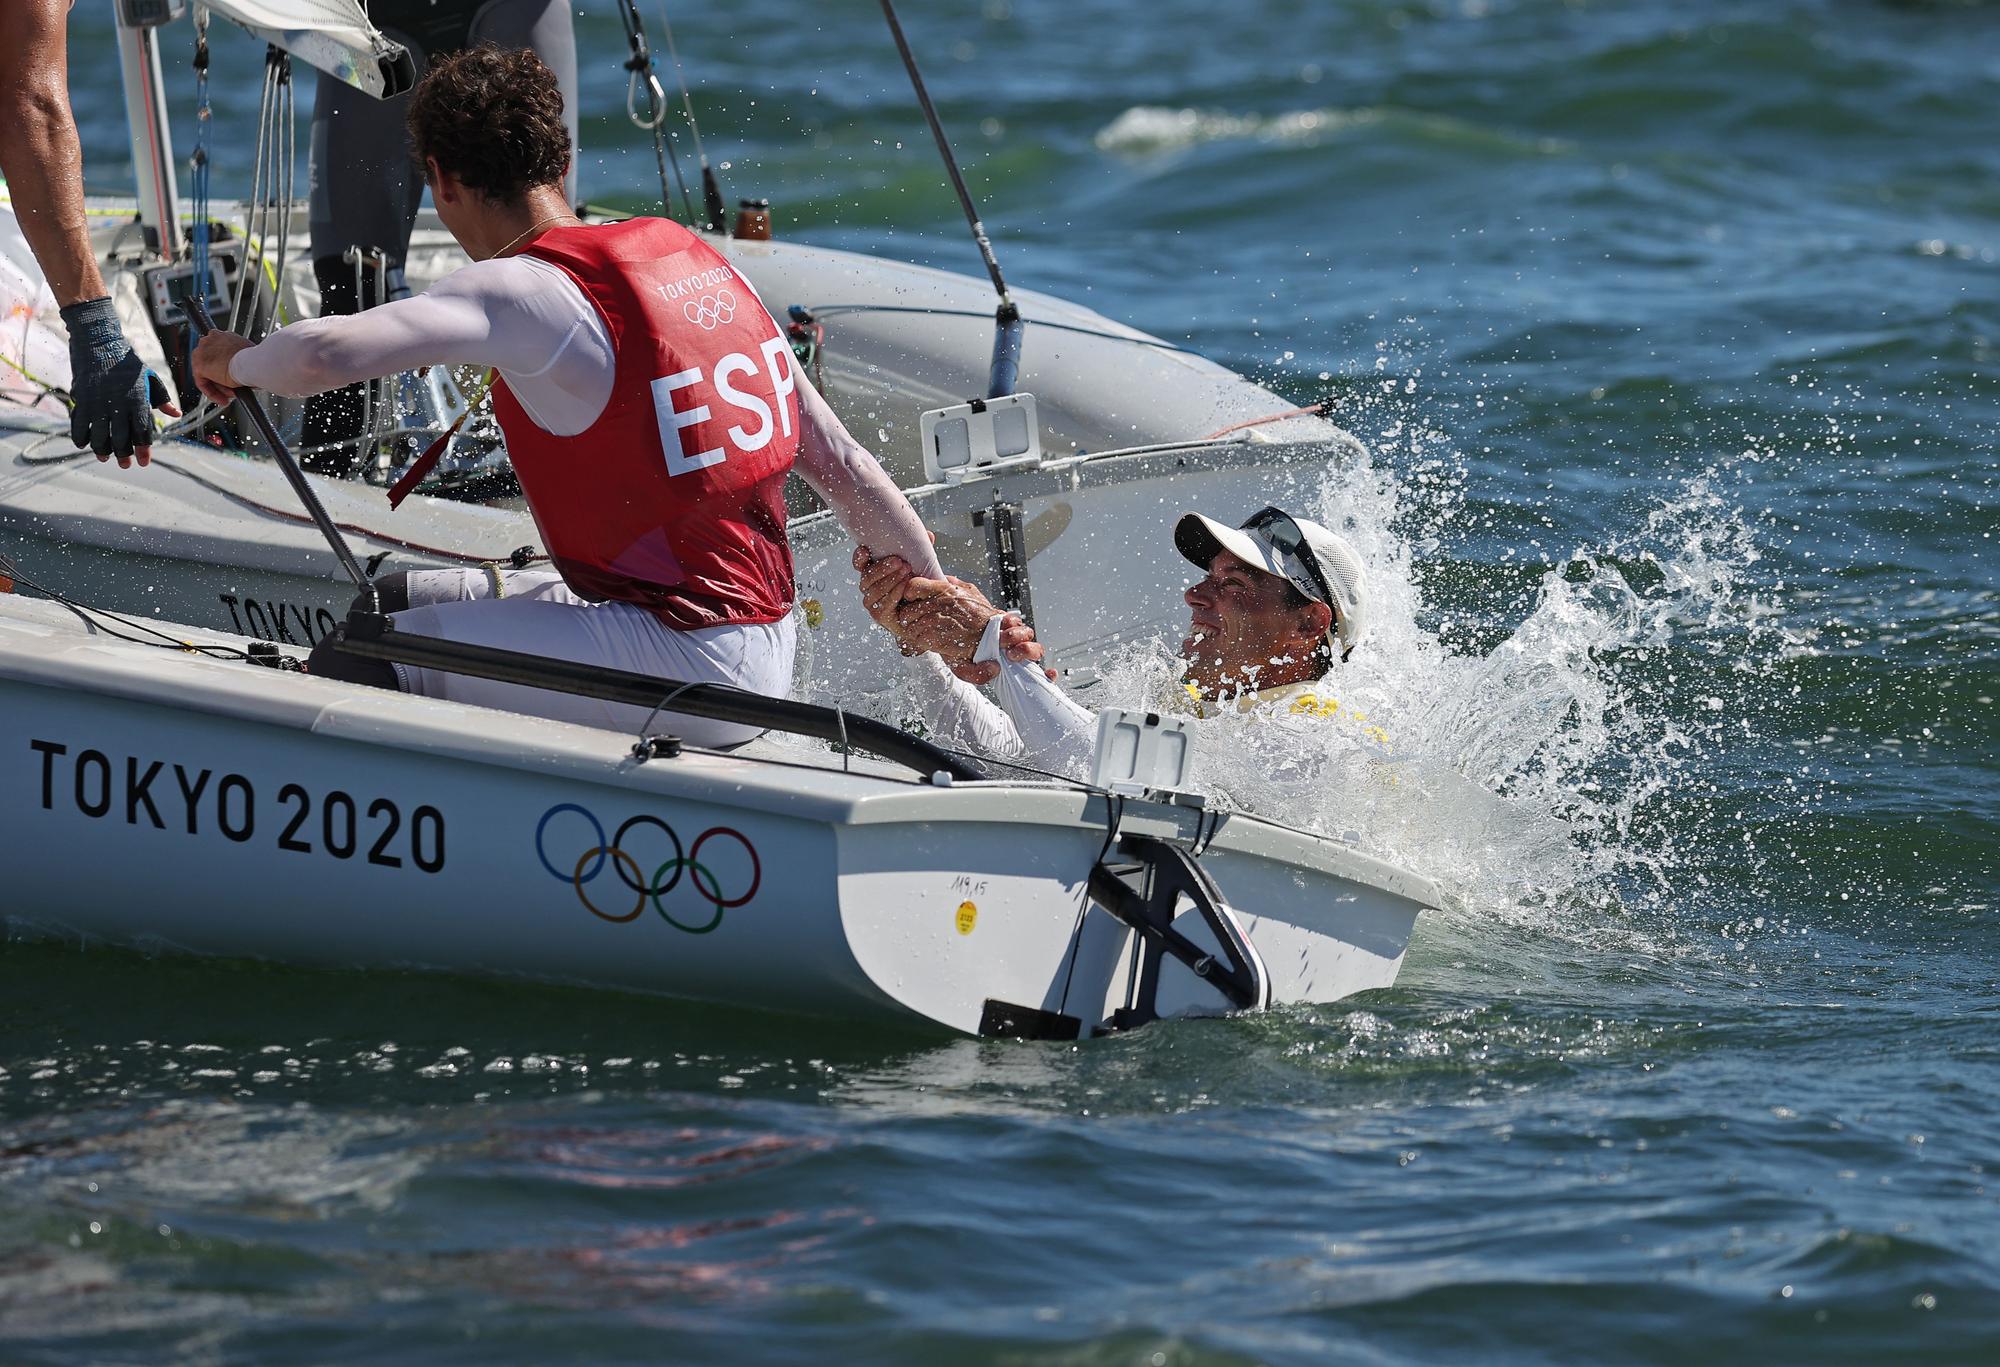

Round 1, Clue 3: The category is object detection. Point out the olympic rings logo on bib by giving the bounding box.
[534,803,761,934]
[683,289,737,331]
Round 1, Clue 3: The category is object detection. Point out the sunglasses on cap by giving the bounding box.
[1241,506,1340,632]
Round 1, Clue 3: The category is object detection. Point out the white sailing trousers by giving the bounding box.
[390,569,797,748]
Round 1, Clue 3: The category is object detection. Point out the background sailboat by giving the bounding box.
[0,0,1368,700]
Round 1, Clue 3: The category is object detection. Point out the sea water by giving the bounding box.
[2,1,1994,1361]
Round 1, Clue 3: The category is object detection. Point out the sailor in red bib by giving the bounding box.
[192,47,943,746]
[494,216,802,632]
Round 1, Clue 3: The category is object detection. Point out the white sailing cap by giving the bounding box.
[1174,507,1367,657]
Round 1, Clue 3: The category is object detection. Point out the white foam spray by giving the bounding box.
[1073,386,1792,948]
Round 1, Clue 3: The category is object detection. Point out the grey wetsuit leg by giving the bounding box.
[302,0,578,476]
[306,0,581,266]
[307,29,430,272]
[470,0,581,204]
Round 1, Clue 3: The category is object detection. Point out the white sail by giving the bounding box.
[201,0,413,98]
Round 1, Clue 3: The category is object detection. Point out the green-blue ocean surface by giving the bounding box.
[4,1,1995,1361]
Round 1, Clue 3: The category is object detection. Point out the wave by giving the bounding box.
[1056,413,1792,956]
[1093,104,1385,154]
[1092,103,1574,159]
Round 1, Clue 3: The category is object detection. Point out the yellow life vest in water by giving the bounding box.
[1172,679,1392,748]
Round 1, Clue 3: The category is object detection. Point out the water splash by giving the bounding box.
[1071,420,1791,947]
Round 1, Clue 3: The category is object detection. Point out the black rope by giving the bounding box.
[631,677,704,746]
[0,375,71,412]
[805,303,1196,355]
[922,735,1092,788]
[655,0,728,233]
[617,0,696,222]
[658,117,698,226]
[0,552,259,662]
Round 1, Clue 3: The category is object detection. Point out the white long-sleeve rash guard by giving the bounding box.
[229,254,944,579]
[902,616,1099,777]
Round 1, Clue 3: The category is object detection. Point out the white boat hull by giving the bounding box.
[0,596,1432,1034]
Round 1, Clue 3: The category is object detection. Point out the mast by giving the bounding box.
[114,1,183,260]
[877,0,1022,398]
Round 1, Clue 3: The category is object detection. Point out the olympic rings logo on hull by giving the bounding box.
[535,803,760,934]
[683,289,737,331]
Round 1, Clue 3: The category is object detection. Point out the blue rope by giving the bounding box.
[189,13,213,321]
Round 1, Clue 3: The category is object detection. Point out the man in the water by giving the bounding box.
[190,47,941,745]
[855,505,1372,774]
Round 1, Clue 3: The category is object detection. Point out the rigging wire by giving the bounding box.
[1199,402,1333,440]
[0,549,259,662]
[271,53,296,335]
[349,246,392,465]
[616,0,697,222]
[147,453,547,567]
[163,42,299,445]
[876,0,1014,309]
[189,6,213,317]
[0,353,70,411]
[232,47,295,343]
[924,737,1087,789]
[652,2,726,232]
[226,49,265,338]
[875,0,1024,396]
[803,303,1197,354]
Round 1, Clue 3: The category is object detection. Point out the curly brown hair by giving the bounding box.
[406,45,570,204]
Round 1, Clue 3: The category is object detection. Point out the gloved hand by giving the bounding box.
[59,296,179,468]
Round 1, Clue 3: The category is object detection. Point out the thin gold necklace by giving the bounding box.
[489,211,579,259]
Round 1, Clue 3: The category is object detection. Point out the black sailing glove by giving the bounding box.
[59,296,172,463]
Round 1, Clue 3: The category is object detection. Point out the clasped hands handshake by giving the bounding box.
[852,545,1051,686]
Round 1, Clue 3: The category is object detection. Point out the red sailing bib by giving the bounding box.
[491,218,798,631]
